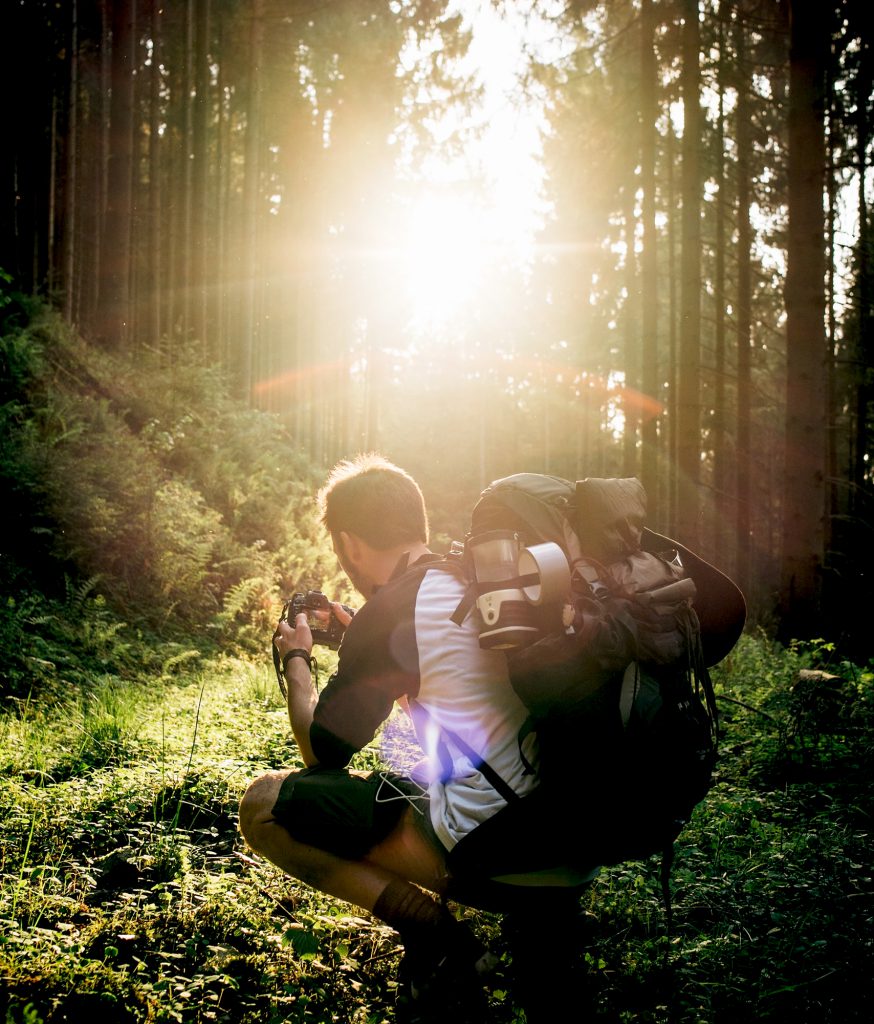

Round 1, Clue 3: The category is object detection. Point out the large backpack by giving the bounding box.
[440,473,746,903]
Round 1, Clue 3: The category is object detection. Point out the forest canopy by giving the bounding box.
[1,0,873,655]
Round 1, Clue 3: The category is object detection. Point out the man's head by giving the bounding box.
[318,453,430,596]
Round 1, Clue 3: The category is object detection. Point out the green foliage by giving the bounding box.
[1,298,870,1022]
[0,569,200,701]
[0,268,39,340]
[1,634,871,1023]
[711,632,874,796]
[0,302,341,699]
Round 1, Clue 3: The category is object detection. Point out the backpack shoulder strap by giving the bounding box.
[410,546,479,626]
[411,699,520,807]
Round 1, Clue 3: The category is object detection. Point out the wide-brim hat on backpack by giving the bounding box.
[641,528,745,667]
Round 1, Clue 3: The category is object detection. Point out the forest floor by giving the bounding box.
[1,634,873,1023]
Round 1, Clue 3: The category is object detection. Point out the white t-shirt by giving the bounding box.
[310,555,539,851]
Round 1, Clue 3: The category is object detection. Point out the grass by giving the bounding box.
[1,633,873,1023]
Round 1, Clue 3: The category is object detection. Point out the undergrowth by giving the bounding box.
[1,297,871,1021]
[0,301,345,700]
[1,632,872,1023]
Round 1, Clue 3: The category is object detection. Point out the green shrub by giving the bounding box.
[711,632,874,796]
[0,301,339,668]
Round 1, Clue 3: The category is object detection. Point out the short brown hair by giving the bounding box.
[317,453,429,550]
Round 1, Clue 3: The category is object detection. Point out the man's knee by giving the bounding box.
[239,770,289,852]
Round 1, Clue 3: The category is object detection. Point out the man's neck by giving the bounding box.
[367,542,432,596]
[401,542,432,564]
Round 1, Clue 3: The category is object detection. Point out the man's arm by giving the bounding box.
[274,603,357,766]
[273,613,319,766]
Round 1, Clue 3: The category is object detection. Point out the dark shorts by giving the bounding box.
[271,767,595,912]
[271,766,429,860]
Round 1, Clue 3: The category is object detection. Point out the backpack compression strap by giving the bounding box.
[449,571,542,627]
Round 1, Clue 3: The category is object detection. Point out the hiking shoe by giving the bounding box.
[394,919,495,1023]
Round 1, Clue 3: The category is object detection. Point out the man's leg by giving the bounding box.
[238,769,449,909]
[239,770,492,1020]
[498,887,593,1024]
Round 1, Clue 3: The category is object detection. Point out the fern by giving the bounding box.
[159,647,201,679]
[214,574,279,653]
[1,299,338,683]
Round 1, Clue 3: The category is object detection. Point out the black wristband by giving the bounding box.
[281,648,312,674]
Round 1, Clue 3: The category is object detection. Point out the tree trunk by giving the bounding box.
[852,41,872,509]
[146,0,162,346]
[98,0,136,349]
[735,10,752,600]
[665,102,680,533]
[63,0,80,325]
[193,0,211,349]
[216,39,230,368]
[239,0,264,400]
[676,0,702,547]
[779,0,828,640]
[623,179,639,477]
[711,13,728,562]
[180,0,195,345]
[639,0,659,513]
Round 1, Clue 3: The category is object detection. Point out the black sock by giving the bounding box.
[373,878,490,975]
[372,878,452,949]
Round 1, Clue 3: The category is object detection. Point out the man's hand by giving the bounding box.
[273,612,313,662]
[330,602,354,629]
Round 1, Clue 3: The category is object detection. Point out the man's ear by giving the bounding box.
[338,530,364,567]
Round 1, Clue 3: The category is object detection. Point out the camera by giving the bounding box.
[283,590,354,650]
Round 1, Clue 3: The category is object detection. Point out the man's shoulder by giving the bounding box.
[370,553,460,608]
[339,554,464,661]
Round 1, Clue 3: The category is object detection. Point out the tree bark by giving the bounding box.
[852,39,872,509]
[779,0,828,639]
[677,0,702,547]
[623,179,639,478]
[97,0,136,349]
[193,0,211,350]
[735,10,752,600]
[639,0,659,512]
[239,0,264,400]
[711,13,727,561]
[146,0,163,347]
[63,0,80,325]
